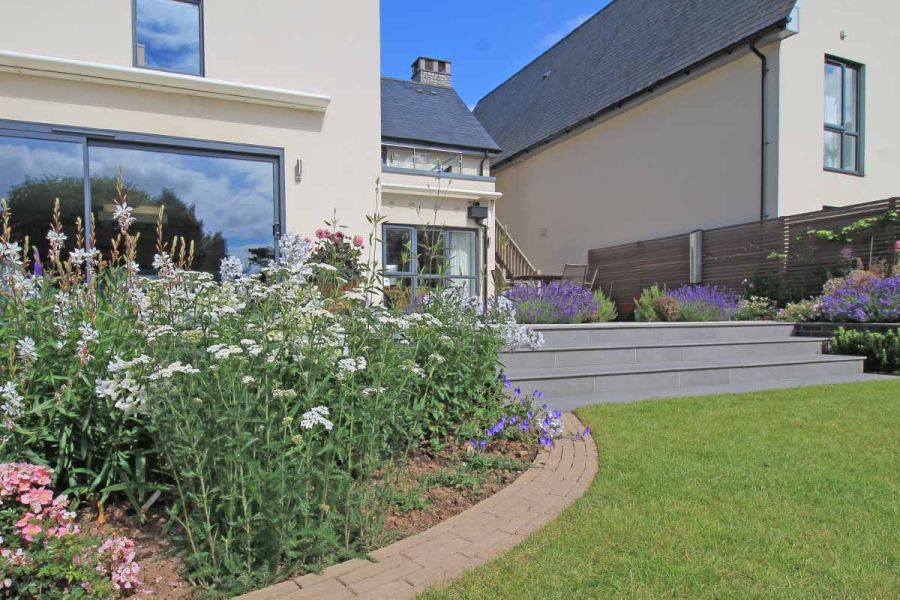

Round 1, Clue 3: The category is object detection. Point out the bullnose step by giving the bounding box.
[531,321,798,348]
[501,338,827,370]
[505,355,865,397]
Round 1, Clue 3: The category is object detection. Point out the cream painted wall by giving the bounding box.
[776,0,900,214]
[0,0,381,238]
[495,51,766,273]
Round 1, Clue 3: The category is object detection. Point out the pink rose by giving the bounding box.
[353,235,364,248]
[333,230,344,241]
[315,228,328,240]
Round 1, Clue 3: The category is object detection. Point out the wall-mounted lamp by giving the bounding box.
[840,30,848,40]
[294,159,303,183]
[467,203,489,221]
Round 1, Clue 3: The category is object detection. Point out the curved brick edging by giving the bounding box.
[237,413,597,600]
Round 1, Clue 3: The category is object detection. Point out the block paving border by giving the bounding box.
[237,413,597,600]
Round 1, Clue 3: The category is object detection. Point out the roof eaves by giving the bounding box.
[491,19,791,170]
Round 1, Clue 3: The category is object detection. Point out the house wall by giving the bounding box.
[380,169,499,294]
[494,50,770,273]
[0,0,381,238]
[776,0,900,214]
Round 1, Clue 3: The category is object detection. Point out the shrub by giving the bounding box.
[830,328,900,374]
[0,463,140,598]
[504,282,598,324]
[777,298,824,322]
[820,271,900,323]
[592,289,618,323]
[633,285,666,322]
[667,285,741,321]
[734,296,778,321]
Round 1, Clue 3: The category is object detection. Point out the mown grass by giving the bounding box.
[422,380,900,599]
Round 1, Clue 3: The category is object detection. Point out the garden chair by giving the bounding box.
[561,264,596,289]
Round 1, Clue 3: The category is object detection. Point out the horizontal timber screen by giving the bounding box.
[588,198,900,313]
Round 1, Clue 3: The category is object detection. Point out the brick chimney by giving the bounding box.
[412,57,452,87]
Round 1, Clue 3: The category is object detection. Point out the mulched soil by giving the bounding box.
[380,438,537,540]
[83,438,537,598]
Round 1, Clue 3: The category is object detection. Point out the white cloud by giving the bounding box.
[535,13,592,51]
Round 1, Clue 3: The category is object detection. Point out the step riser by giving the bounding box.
[509,359,864,397]
[502,340,824,370]
[536,325,797,348]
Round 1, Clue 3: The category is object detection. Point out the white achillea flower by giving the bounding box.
[336,357,367,380]
[300,406,333,431]
[219,256,245,283]
[273,389,297,400]
[278,232,311,265]
[361,387,386,397]
[206,344,243,360]
[400,361,425,378]
[241,376,256,385]
[428,352,446,364]
[147,362,201,381]
[16,337,37,364]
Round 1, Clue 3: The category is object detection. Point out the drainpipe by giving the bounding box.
[750,38,769,220]
[480,152,490,177]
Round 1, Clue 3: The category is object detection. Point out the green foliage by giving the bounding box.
[776,298,823,322]
[733,296,777,321]
[0,188,536,594]
[633,285,665,322]
[830,328,900,374]
[388,487,428,513]
[424,467,481,492]
[591,289,618,323]
[801,210,899,244]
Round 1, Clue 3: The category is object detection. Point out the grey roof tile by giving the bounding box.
[474,0,797,166]
[381,77,501,152]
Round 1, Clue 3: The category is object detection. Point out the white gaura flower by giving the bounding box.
[68,247,98,266]
[113,202,136,231]
[45,230,67,245]
[76,323,99,364]
[16,337,37,364]
[1,381,24,427]
[219,256,245,283]
[300,406,333,431]
[0,242,21,263]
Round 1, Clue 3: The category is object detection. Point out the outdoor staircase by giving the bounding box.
[501,322,882,411]
[495,218,539,281]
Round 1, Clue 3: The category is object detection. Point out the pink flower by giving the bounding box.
[20,488,53,511]
[315,228,328,240]
[353,235,365,248]
[333,230,344,241]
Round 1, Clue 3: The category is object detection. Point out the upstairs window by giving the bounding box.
[824,57,863,174]
[134,0,203,76]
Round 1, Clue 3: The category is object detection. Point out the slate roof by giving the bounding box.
[474,0,797,166]
[381,77,501,153]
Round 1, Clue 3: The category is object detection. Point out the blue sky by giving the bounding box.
[381,0,612,108]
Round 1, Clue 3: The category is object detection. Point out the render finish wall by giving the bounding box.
[777,0,900,215]
[0,0,382,237]
[495,51,767,273]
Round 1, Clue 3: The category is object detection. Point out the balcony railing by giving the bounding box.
[382,144,462,174]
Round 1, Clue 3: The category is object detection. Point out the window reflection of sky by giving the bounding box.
[89,147,275,265]
[136,0,201,75]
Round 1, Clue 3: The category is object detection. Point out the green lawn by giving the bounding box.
[422,381,900,599]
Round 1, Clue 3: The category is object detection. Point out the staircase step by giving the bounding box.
[502,338,827,370]
[532,321,797,348]
[543,373,896,411]
[505,355,865,397]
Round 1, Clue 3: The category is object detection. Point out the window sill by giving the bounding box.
[824,166,865,178]
[0,50,331,112]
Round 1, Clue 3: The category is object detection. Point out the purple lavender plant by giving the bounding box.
[667,285,742,321]
[821,275,900,323]
[504,282,598,324]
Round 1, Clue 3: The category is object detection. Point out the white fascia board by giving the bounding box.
[0,50,331,112]
[381,181,503,201]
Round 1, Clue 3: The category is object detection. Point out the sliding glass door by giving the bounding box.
[0,121,281,275]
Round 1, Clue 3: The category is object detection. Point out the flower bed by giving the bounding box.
[778,267,900,324]
[0,187,544,596]
[504,282,616,324]
[633,284,746,322]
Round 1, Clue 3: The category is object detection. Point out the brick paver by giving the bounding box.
[236,413,597,600]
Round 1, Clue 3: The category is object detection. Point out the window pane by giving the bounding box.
[447,231,476,277]
[844,66,858,132]
[415,150,461,173]
[384,227,412,273]
[842,135,858,171]
[0,135,85,263]
[824,62,842,126]
[449,277,477,296]
[89,145,275,275]
[135,0,202,75]
[824,130,841,169]
[386,148,415,170]
[417,229,446,276]
[384,276,414,308]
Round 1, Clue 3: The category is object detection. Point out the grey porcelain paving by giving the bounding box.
[542,374,897,411]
